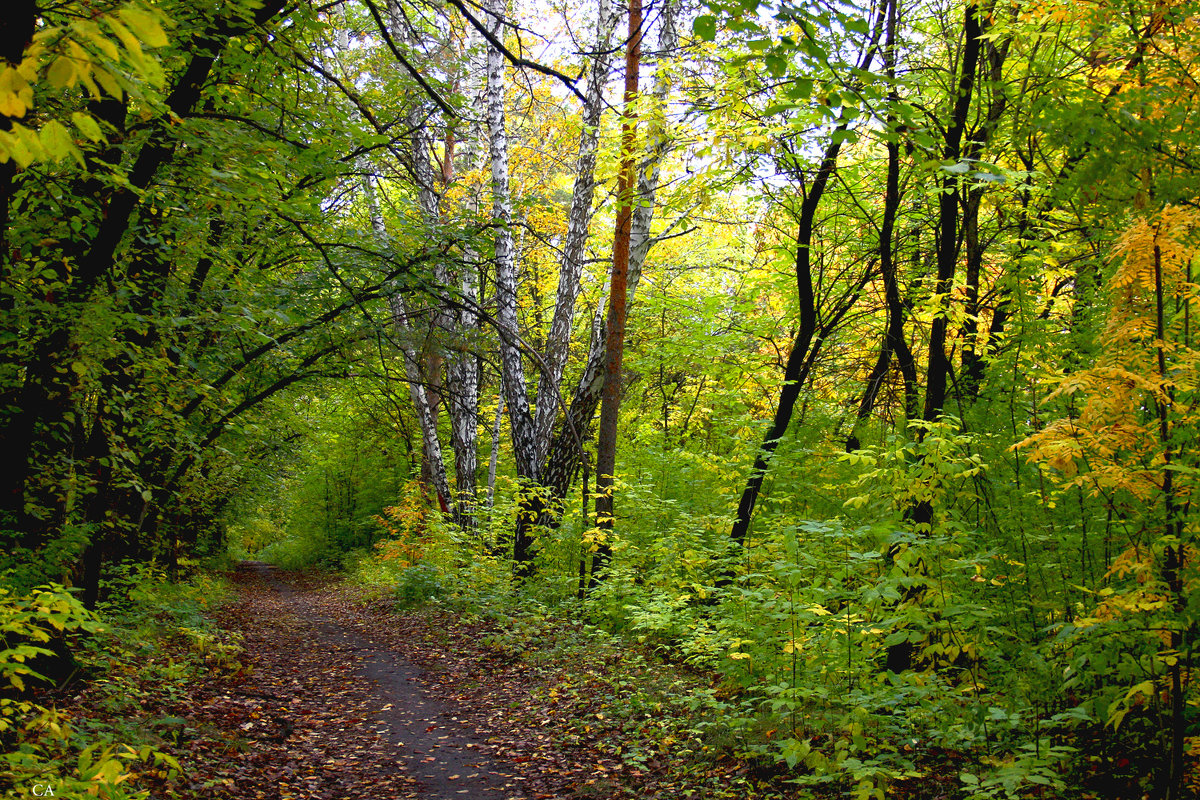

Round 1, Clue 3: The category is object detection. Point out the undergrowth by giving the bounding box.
[0,563,242,799]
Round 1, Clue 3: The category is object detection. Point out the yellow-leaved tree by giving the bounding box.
[1019,204,1199,798]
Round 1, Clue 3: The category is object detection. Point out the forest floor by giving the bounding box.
[171,563,796,800]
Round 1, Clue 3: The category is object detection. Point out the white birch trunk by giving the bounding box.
[541,0,679,499]
[484,0,539,482]
[446,252,480,519]
[486,392,504,509]
[366,177,454,510]
[444,31,488,521]
[531,0,618,467]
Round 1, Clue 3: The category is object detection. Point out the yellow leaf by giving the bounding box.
[118,6,170,49]
[47,56,76,88]
[71,112,104,142]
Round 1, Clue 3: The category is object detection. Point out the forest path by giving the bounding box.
[212,563,528,800]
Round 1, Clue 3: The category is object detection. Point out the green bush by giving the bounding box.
[392,563,445,609]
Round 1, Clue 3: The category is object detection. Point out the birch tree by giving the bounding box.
[541,0,680,511]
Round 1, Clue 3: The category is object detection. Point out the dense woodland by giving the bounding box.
[1,0,1199,796]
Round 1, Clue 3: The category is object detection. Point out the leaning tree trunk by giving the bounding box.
[531,0,618,467]
[366,176,455,512]
[729,9,884,546]
[846,0,916,451]
[886,0,984,676]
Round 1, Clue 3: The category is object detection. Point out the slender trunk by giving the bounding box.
[484,0,540,572]
[539,0,678,511]
[366,177,455,512]
[532,0,618,466]
[920,1,983,424]
[959,37,1009,398]
[1152,242,1185,799]
[448,267,480,521]
[888,0,984,674]
[394,297,454,512]
[486,393,505,509]
[484,0,536,482]
[847,0,908,451]
[449,40,487,523]
[591,0,643,582]
[730,10,884,545]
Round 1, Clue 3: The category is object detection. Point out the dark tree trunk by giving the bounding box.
[958,38,1009,398]
[920,2,983,424]
[729,9,885,545]
[888,0,983,674]
[730,140,846,545]
[847,0,911,451]
[0,0,288,551]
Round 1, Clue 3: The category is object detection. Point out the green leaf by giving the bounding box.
[693,15,717,41]
[118,5,170,49]
[47,56,77,89]
[71,112,104,143]
[785,79,813,100]
[40,120,77,163]
[762,103,800,116]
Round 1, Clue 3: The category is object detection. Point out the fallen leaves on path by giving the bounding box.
[164,565,809,799]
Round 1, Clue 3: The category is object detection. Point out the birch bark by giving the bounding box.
[365,176,454,510]
[540,0,678,506]
[484,0,539,486]
[531,0,618,467]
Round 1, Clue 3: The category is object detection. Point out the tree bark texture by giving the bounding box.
[591,0,643,580]
[538,0,678,511]
[920,2,983,424]
[531,0,618,467]
[0,0,289,546]
[483,0,540,570]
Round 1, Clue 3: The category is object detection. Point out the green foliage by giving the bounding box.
[391,564,446,610]
[0,573,220,799]
[0,584,103,694]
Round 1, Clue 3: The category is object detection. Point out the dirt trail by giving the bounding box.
[211,563,528,800]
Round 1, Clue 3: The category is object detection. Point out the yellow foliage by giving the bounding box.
[371,481,434,567]
[1017,204,1199,504]
[0,2,171,168]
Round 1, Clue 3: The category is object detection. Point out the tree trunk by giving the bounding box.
[729,10,884,545]
[847,0,912,451]
[591,0,643,582]
[888,0,984,674]
[920,2,983,424]
[0,0,288,550]
[539,0,678,514]
[483,0,540,572]
[365,177,455,512]
[531,0,618,468]
[959,36,1009,399]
